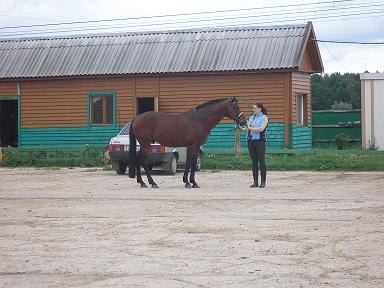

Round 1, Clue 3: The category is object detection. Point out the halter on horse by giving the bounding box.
[128,97,246,188]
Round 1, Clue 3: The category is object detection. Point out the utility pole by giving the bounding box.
[235,126,242,156]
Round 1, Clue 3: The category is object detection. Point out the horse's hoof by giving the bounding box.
[140,183,148,188]
[192,183,200,188]
[185,183,192,188]
[151,183,159,189]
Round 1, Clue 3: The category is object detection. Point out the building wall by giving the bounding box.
[0,82,17,96]
[374,80,384,150]
[290,72,312,149]
[0,71,311,149]
[20,78,135,128]
[159,73,288,149]
[361,74,384,150]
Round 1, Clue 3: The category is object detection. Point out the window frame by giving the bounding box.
[296,94,304,126]
[296,93,308,127]
[86,91,116,127]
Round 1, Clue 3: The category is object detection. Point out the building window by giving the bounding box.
[88,93,115,126]
[296,94,306,126]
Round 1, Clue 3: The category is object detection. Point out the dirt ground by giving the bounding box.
[0,168,383,288]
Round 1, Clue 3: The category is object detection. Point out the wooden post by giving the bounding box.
[235,126,242,156]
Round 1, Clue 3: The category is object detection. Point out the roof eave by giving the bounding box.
[296,21,324,73]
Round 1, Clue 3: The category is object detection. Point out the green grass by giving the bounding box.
[312,141,362,150]
[202,150,384,171]
[1,146,384,171]
[0,146,107,168]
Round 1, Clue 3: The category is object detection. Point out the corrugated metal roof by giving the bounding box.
[0,23,311,79]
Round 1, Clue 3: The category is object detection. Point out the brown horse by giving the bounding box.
[128,97,246,188]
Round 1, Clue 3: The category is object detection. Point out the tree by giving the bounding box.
[311,73,360,110]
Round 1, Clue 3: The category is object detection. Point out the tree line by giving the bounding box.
[311,73,361,111]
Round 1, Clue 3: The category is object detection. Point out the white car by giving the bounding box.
[108,122,203,175]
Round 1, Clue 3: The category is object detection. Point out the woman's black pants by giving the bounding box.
[248,140,266,184]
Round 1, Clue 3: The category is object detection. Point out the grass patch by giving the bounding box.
[1,147,384,171]
[202,150,384,171]
[0,146,108,168]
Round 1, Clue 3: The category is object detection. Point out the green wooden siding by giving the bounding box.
[20,126,122,147]
[291,124,312,149]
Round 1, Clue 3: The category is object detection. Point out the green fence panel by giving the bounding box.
[312,110,361,143]
[312,110,361,125]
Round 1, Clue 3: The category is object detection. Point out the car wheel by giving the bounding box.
[166,155,177,175]
[116,162,127,175]
[196,154,202,171]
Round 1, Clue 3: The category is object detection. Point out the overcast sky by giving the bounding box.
[1,0,383,74]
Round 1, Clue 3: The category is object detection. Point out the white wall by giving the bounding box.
[374,80,384,150]
[360,73,384,150]
[363,81,371,148]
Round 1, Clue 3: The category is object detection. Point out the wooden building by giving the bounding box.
[0,22,323,149]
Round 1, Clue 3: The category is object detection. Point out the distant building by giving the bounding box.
[360,72,384,150]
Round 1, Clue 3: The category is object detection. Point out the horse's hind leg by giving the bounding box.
[189,145,200,188]
[141,146,159,188]
[136,151,147,188]
[183,147,192,188]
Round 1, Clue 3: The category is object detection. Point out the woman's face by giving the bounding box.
[253,105,261,115]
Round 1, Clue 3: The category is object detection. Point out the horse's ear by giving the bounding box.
[231,96,237,104]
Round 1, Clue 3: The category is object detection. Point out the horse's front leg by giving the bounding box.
[141,145,159,188]
[189,145,200,188]
[183,147,192,188]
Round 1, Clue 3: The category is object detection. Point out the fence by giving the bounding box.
[312,110,361,148]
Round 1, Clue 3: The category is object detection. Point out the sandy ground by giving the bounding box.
[0,168,383,288]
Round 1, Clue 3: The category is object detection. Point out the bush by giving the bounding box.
[332,101,353,110]
[367,141,378,151]
[0,146,106,168]
[335,133,350,150]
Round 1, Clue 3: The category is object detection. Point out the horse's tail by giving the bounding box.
[128,120,137,178]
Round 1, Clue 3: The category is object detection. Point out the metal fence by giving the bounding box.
[312,110,361,147]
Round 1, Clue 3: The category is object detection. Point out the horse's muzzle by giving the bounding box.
[235,112,246,127]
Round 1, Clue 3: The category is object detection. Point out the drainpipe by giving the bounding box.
[17,82,21,147]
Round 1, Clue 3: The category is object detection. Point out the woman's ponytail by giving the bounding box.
[256,103,267,115]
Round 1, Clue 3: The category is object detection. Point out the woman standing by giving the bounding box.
[246,103,268,188]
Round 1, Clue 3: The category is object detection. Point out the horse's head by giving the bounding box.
[225,97,246,126]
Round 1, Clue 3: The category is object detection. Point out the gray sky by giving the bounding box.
[1,0,383,74]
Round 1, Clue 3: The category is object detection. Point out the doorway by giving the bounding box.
[137,97,155,115]
[0,100,18,147]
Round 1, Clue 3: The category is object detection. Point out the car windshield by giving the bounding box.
[118,123,131,135]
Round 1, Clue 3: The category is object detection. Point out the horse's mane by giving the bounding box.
[195,98,226,110]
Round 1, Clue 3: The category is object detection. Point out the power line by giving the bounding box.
[25,2,382,31]
[1,5,383,38]
[0,0,356,30]
[314,39,384,44]
[320,42,357,72]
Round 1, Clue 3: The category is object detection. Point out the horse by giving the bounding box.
[128,97,246,188]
